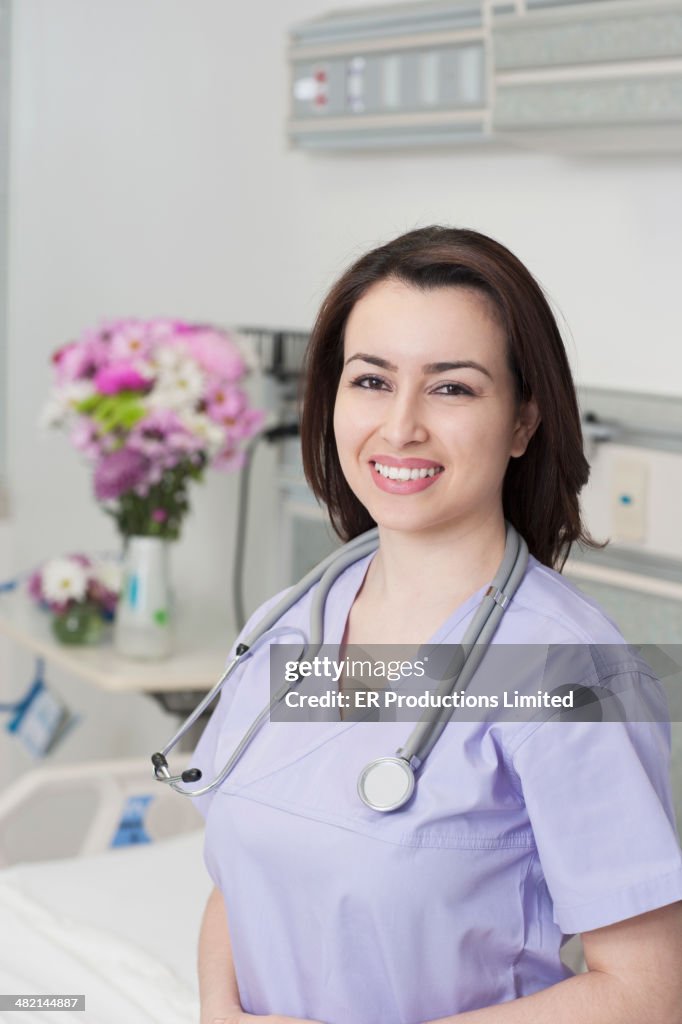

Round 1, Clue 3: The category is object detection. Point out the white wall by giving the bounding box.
[2,0,681,778]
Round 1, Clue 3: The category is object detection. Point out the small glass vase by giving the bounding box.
[114,536,173,660]
[52,601,105,645]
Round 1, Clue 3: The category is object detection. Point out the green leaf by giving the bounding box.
[90,393,146,434]
[74,395,104,414]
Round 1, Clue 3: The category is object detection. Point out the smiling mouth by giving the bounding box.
[371,460,444,482]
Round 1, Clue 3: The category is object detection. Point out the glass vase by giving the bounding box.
[52,601,105,645]
[114,536,173,660]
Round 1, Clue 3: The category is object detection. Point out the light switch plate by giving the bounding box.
[611,458,648,544]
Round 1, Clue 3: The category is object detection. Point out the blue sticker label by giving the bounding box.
[110,794,154,847]
[127,574,139,608]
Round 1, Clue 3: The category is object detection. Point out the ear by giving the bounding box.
[510,397,541,458]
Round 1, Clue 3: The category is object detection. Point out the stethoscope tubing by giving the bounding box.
[153,523,527,805]
[156,529,380,793]
[403,528,528,766]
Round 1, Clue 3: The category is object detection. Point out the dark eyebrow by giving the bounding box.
[344,353,493,381]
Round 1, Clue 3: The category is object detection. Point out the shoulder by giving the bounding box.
[505,555,627,645]
[500,554,661,698]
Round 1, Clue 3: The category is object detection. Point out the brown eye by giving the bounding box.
[351,375,389,391]
[433,383,474,397]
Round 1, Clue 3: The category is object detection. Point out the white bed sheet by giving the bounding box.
[0,830,212,1024]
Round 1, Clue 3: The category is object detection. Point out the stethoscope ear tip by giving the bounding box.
[150,752,202,785]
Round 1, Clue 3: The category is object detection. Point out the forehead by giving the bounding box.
[344,279,505,358]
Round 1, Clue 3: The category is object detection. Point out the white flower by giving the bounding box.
[39,381,96,429]
[152,345,184,371]
[39,393,69,429]
[91,559,123,595]
[147,355,205,412]
[179,411,226,456]
[42,558,89,603]
[132,358,156,382]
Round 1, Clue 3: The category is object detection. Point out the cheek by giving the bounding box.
[465,401,518,447]
[333,397,355,463]
[332,398,344,448]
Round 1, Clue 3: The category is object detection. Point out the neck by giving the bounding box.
[367,511,508,612]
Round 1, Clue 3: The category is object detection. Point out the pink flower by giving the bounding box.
[109,320,154,361]
[52,342,96,384]
[184,328,246,382]
[204,384,247,424]
[87,579,118,615]
[70,419,103,458]
[152,508,168,523]
[224,405,266,442]
[148,318,183,342]
[68,553,92,568]
[28,568,46,605]
[204,385,265,445]
[94,363,148,395]
[94,448,150,501]
[213,447,246,471]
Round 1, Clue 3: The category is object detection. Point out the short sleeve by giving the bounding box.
[510,673,682,935]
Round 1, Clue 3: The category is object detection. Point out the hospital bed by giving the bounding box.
[0,759,212,1024]
[0,759,587,1024]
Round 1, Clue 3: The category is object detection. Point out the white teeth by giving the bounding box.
[373,461,442,481]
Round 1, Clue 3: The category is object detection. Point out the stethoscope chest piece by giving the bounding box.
[357,757,415,812]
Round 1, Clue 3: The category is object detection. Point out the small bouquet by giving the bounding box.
[29,554,122,645]
[41,319,265,540]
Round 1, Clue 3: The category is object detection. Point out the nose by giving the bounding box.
[379,391,428,448]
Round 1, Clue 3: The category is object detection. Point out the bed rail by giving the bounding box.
[0,757,202,867]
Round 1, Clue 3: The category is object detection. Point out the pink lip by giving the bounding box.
[369,454,443,469]
[369,461,444,496]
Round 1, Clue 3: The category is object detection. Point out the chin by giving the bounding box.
[364,505,443,535]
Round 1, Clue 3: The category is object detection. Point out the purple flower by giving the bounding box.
[94,448,150,501]
[94,363,148,395]
[87,579,118,616]
[70,418,103,459]
[28,568,45,605]
[128,409,203,463]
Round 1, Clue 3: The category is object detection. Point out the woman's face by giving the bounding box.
[333,279,539,538]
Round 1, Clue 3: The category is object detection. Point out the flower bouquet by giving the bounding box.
[29,555,122,645]
[41,318,265,658]
[41,318,265,539]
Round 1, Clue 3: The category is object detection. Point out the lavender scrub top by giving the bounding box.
[190,551,682,1024]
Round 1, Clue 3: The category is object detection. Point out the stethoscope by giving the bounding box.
[151,521,528,813]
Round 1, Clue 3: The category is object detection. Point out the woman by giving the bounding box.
[194,227,682,1024]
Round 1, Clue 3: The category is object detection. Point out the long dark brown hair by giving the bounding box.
[300,225,602,570]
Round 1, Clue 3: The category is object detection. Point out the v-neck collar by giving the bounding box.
[219,551,502,791]
[327,548,491,651]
